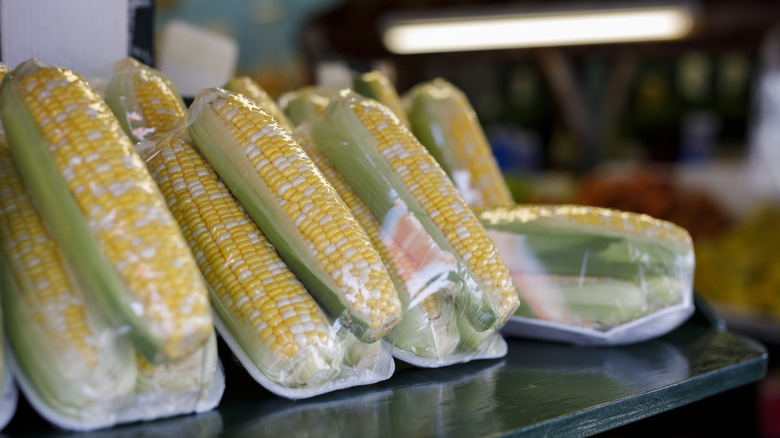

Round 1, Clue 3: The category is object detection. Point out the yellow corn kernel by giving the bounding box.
[131,70,185,136]
[226,76,295,133]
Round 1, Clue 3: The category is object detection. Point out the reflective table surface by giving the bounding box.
[3,300,767,438]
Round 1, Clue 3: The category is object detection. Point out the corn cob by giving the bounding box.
[404,79,514,209]
[308,91,519,333]
[0,59,212,364]
[189,88,401,342]
[104,58,187,142]
[480,205,694,329]
[295,129,460,359]
[278,86,335,127]
[225,76,296,133]
[353,71,410,128]
[141,130,343,386]
[0,140,137,423]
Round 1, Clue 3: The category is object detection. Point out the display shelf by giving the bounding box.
[2,301,767,438]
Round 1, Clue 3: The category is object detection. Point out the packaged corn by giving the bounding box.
[0,59,213,365]
[103,59,395,398]
[0,138,223,430]
[353,71,410,128]
[104,57,187,142]
[404,78,514,209]
[303,90,519,366]
[481,205,695,346]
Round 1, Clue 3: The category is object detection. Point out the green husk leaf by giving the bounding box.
[278,87,334,127]
[403,79,463,179]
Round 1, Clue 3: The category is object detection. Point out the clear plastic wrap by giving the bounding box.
[139,127,395,399]
[103,58,187,142]
[403,78,514,209]
[0,140,223,431]
[303,90,518,367]
[481,205,695,346]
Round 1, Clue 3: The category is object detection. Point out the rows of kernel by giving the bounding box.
[212,94,399,335]
[446,92,514,208]
[0,148,96,365]
[133,74,185,136]
[297,131,441,316]
[19,66,211,359]
[353,100,519,317]
[149,135,336,359]
[233,77,296,133]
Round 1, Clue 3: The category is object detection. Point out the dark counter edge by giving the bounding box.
[503,338,768,438]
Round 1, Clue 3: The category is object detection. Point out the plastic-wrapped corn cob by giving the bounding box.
[353,71,410,128]
[404,78,514,209]
[306,90,519,363]
[0,59,213,364]
[104,57,186,142]
[188,88,402,344]
[225,76,296,133]
[481,204,695,346]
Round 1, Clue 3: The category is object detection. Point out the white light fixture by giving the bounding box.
[382,2,697,54]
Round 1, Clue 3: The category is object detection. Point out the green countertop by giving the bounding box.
[2,300,768,438]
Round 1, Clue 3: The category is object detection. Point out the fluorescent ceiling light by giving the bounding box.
[382,4,696,54]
